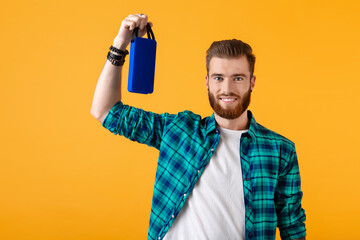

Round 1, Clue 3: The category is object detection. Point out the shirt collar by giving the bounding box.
[246,110,257,140]
[205,113,217,135]
[206,110,258,141]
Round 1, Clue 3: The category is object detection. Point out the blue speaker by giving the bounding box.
[128,24,157,94]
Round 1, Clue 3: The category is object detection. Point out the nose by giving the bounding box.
[221,78,233,95]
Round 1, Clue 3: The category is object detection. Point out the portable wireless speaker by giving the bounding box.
[128,23,157,94]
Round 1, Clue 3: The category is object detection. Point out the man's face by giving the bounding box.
[206,55,256,119]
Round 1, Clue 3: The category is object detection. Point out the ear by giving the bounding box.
[250,75,256,92]
[205,75,209,90]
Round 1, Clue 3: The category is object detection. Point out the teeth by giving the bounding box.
[222,98,235,102]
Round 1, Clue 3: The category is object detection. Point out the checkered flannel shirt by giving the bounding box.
[102,101,306,240]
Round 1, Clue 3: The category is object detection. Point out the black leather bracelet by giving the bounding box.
[108,51,126,61]
[107,51,125,66]
[109,45,129,55]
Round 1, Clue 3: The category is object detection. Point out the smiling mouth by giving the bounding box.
[219,97,238,103]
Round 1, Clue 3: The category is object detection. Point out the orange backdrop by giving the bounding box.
[1,0,360,239]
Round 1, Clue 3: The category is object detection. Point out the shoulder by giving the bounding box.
[256,123,294,143]
[254,121,295,151]
[172,110,211,125]
[162,110,214,134]
[248,110,294,148]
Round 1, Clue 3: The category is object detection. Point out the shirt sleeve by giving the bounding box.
[101,101,173,150]
[275,145,306,240]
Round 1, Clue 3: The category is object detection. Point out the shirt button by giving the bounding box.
[249,233,253,237]
[197,170,200,173]
[248,205,252,209]
[183,193,187,197]
[211,148,214,152]
[246,178,250,181]
[158,237,161,240]
[215,129,220,133]
[172,215,175,218]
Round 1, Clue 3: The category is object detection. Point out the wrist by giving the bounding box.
[112,37,128,51]
[107,44,129,67]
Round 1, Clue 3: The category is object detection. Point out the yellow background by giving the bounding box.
[1,0,359,239]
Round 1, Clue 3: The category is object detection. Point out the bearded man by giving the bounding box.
[91,13,306,240]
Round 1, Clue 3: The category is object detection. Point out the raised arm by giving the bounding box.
[90,14,153,123]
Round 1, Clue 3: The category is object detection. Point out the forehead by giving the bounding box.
[208,56,250,76]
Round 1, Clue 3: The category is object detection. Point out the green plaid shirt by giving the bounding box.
[102,101,306,240]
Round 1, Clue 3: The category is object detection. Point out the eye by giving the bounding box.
[235,77,243,81]
[214,76,223,81]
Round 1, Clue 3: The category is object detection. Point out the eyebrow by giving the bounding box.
[210,73,248,78]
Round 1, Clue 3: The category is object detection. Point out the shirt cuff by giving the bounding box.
[101,101,124,133]
[280,222,306,240]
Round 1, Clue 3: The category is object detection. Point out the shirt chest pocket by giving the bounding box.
[250,156,279,198]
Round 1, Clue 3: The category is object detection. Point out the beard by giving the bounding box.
[208,87,251,119]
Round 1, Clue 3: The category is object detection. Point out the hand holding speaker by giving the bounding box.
[113,13,153,51]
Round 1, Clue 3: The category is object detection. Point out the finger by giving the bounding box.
[139,19,148,30]
[138,22,153,37]
[126,14,142,29]
[136,14,148,30]
[122,19,137,31]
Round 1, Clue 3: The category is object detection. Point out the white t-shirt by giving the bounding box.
[163,127,248,240]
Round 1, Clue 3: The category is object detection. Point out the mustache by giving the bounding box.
[217,93,241,98]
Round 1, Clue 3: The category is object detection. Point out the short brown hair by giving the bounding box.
[206,39,256,78]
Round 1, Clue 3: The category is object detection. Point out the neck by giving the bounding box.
[214,110,250,131]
